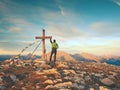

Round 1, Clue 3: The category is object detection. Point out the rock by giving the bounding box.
[57,63,69,69]
[53,79,62,84]
[15,64,23,67]
[35,70,44,75]
[71,83,84,90]
[109,71,117,76]
[33,59,43,63]
[69,70,76,74]
[44,79,54,85]
[100,78,115,86]
[24,60,32,63]
[0,76,3,82]
[94,73,104,78]
[73,75,83,83]
[78,85,85,90]
[43,69,60,76]
[84,75,91,81]
[0,85,6,90]
[63,70,70,75]
[41,64,51,69]
[45,85,54,90]
[35,85,40,89]
[90,88,94,90]
[80,71,87,77]
[33,62,40,66]
[59,89,71,90]
[54,82,72,89]
[99,86,110,90]
[63,70,76,76]
[10,74,19,82]
[63,76,72,81]
[21,87,27,90]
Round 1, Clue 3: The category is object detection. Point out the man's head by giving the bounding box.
[53,39,56,42]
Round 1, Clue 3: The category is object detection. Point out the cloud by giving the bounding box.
[90,22,120,37]
[112,0,120,6]
[0,49,17,55]
[46,22,85,41]
[7,27,22,32]
[58,5,66,16]
[39,3,84,41]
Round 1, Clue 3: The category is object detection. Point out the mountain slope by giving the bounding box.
[0,59,120,89]
[46,51,75,61]
[71,52,103,62]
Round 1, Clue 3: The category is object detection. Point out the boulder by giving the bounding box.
[43,69,60,76]
[100,78,115,86]
[0,76,3,82]
[44,79,54,85]
[0,85,6,90]
[53,79,62,84]
[10,74,19,82]
[45,85,54,90]
[63,70,76,76]
[56,63,69,69]
[71,83,85,90]
[54,82,72,89]
[99,86,110,90]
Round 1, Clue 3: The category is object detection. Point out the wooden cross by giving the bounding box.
[35,29,52,60]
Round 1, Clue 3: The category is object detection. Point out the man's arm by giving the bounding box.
[50,36,52,43]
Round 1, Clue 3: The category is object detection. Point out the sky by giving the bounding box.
[0,0,120,56]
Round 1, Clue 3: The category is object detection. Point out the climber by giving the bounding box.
[49,37,59,64]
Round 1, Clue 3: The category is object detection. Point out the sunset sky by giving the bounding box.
[0,0,120,56]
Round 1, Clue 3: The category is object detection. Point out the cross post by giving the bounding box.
[35,29,52,60]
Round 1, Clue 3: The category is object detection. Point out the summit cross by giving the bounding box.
[35,29,52,60]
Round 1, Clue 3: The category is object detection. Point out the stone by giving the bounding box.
[71,83,85,90]
[69,70,76,74]
[73,75,83,83]
[43,69,60,76]
[63,70,76,75]
[84,75,91,81]
[35,70,44,75]
[34,59,43,63]
[57,63,69,69]
[59,88,71,90]
[54,81,72,88]
[10,74,18,82]
[35,85,40,89]
[21,87,27,90]
[90,88,94,90]
[94,73,103,78]
[99,86,110,90]
[0,76,3,82]
[53,79,62,84]
[24,60,32,63]
[41,64,51,69]
[78,85,85,89]
[45,85,54,90]
[109,71,117,76]
[100,78,115,86]
[44,79,54,85]
[0,85,6,90]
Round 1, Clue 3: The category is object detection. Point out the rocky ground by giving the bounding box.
[0,59,120,90]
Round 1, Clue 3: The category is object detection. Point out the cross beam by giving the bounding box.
[35,29,52,60]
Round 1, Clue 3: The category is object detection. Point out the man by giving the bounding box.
[49,37,59,64]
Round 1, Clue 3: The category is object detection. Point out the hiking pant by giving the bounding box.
[50,48,57,62]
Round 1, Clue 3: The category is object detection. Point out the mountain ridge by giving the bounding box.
[0,51,120,66]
